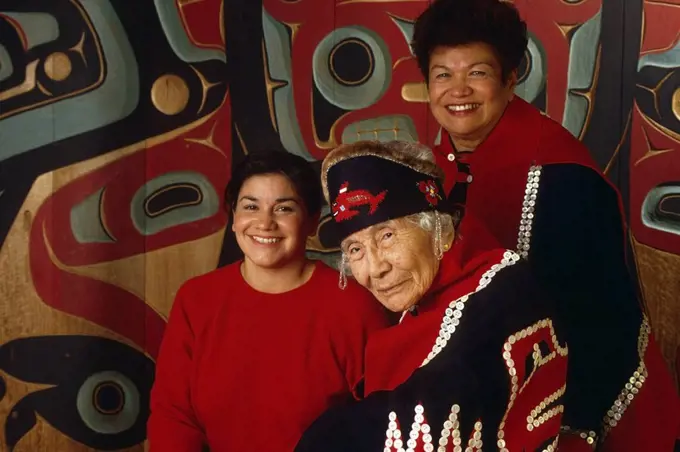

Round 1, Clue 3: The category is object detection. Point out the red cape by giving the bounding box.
[433,96,680,450]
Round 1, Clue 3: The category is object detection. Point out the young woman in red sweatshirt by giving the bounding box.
[147,151,389,451]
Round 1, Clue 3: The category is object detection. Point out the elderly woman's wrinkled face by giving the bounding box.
[427,42,516,151]
[342,218,440,312]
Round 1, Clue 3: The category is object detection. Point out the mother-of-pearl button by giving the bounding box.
[447,153,455,161]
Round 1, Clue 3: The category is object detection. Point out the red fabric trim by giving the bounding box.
[598,333,680,452]
[363,248,505,395]
[434,97,599,172]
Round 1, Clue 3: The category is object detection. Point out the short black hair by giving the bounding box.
[412,0,528,82]
[225,151,323,216]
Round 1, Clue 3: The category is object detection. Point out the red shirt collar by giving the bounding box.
[435,97,542,165]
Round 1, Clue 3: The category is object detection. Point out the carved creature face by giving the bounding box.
[261,0,435,161]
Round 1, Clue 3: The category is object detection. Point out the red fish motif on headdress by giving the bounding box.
[332,182,387,222]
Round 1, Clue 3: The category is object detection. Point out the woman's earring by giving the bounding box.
[434,211,443,261]
[338,253,348,290]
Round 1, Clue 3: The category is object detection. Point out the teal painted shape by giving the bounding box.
[1,12,59,49]
[153,0,226,63]
[262,7,313,161]
[0,0,140,162]
[638,39,680,71]
[514,32,547,105]
[0,44,12,82]
[70,188,116,244]
[389,15,415,55]
[312,26,392,111]
[130,171,219,236]
[642,186,680,237]
[562,10,602,138]
[76,371,140,434]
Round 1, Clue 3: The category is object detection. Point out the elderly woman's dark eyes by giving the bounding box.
[382,232,393,240]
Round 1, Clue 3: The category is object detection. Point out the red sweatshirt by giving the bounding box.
[148,260,389,452]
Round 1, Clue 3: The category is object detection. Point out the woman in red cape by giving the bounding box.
[297,140,569,452]
[412,0,680,449]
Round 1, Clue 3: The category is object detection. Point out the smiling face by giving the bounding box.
[342,218,440,312]
[232,173,314,270]
[428,42,517,150]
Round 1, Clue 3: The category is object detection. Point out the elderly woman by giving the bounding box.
[295,140,568,452]
[412,0,680,449]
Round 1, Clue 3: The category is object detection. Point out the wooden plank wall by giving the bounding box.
[0,0,678,449]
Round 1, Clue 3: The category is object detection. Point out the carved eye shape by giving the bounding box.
[313,27,391,111]
[130,171,220,236]
[642,185,680,236]
[515,33,546,105]
[0,335,154,451]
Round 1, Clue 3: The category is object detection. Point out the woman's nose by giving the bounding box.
[446,74,472,97]
[367,246,390,279]
[255,210,276,229]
